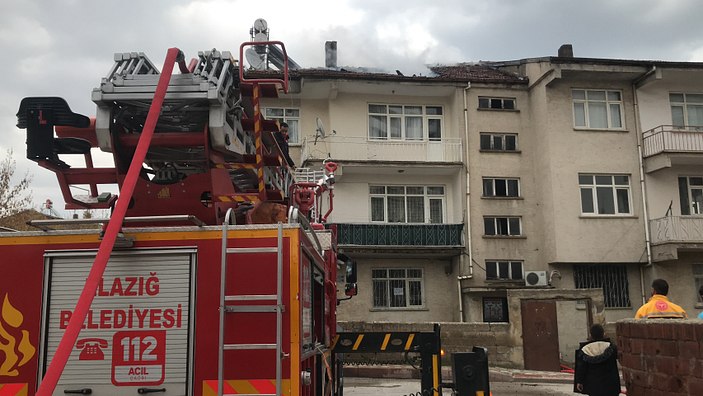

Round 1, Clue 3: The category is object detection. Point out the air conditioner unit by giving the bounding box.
[524,271,548,287]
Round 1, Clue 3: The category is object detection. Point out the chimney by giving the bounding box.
[325,41,337,69]
[558,44,574,58]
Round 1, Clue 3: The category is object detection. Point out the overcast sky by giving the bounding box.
[1,0,702,217]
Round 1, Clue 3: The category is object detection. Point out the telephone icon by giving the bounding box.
[76,338,108,361]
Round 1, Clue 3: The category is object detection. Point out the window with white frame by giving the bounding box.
[574,264,631,308]
[265,107,300,144]
[572,89,624,129]
[479,133,518,151]
[485,260,524,280]
[478,97,516,110]
[370,185,445,223]
[579,174,632,215]
[678,176,703,215]
[484,216,521,236]
[670,93,703,128]
[483,177,520,198]
[368,104,443,141]
[372,268,424,308]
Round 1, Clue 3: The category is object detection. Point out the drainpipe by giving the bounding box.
[633,66,656,304]
[458,82,473,322]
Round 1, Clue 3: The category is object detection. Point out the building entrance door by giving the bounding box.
[521,299,560,371]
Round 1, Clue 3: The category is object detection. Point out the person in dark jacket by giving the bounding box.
[274,122,295,168]
[574,324,621,396]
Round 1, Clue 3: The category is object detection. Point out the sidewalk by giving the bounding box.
[343,365,574,384]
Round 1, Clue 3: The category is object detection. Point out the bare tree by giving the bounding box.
[0,150,33,217]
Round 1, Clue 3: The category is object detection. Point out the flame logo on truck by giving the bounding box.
[0,294,36,377]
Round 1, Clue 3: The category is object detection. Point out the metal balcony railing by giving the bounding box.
[642,125,703,158]
[650,216,703,244]
[333,223,464,246]
[301,136,463,163]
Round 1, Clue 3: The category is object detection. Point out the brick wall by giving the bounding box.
[617,319,703,395]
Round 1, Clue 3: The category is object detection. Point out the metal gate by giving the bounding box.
[521,299,560,371]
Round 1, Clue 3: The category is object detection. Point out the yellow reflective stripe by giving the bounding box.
[432,354,439,396]
[404,333,415,350]
[381,333,391,351]
[352,334,364,350]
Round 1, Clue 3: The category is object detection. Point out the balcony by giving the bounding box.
[649,216,703,261]
[332,223,464,257]
[642,125,703,173]
[301,136,463,164]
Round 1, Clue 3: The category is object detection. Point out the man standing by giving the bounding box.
[635,278,687,319]
[275,122,295,168]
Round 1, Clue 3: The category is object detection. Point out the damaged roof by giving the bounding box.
[245,63,528,84]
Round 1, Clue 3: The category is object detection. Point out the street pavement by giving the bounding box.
[343,377,575,396]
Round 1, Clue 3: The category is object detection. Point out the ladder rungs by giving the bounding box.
[226,294,277,301]
[227,247,278,254]
[225,306,281,313]
[224,343,276,350]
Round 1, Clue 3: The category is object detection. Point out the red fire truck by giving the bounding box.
[0,42,360,396]
[0,35,485,395]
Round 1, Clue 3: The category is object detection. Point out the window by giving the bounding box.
[483,178,520,198]
[579,174,631,215]
[368,104,443,141]
[478,97,516,110]
[678,176,703,215]
[572,89,624,129]
[693,264,703,304]
[372,268,423,308]
[483,297,509,322]
[479,133,518,151]
[265,107,300,143]
[573,264,631,308]
[370,185,445,223]
[670,93,703,128]
[485,260,524,280]
[484,216,521,236]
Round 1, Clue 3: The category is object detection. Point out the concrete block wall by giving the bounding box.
[339,321,515,368]
[617,319,703,395]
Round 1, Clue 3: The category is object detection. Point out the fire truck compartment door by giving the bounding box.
[42,249,195,396]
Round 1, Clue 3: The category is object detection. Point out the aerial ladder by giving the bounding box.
[16,41,337,396]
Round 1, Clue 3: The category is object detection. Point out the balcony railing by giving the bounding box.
[650,216,703,244]
[642,125,703,158]
[333,223,464,246]
[301,136,463,163]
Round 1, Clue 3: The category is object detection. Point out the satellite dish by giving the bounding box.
[316,117,326,138]
[315,117,326,145]
[245,48,266,70]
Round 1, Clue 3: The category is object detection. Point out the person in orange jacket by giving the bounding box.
[635,278,687,319]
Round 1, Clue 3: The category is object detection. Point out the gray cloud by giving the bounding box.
[2,0,701,216]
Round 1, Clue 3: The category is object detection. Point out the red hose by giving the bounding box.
[36,47,183,396]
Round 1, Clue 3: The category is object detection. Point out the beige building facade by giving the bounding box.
[259,47,703,365]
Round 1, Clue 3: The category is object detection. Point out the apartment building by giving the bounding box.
[259,46,703,332]
[636,61,703,311]
[261,68,471,322]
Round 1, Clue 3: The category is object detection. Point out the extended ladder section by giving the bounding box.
[18,46,297,225]
[218,209,285,396]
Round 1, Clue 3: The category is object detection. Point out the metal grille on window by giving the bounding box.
[371,268,423,308]
[573,264,631,308]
